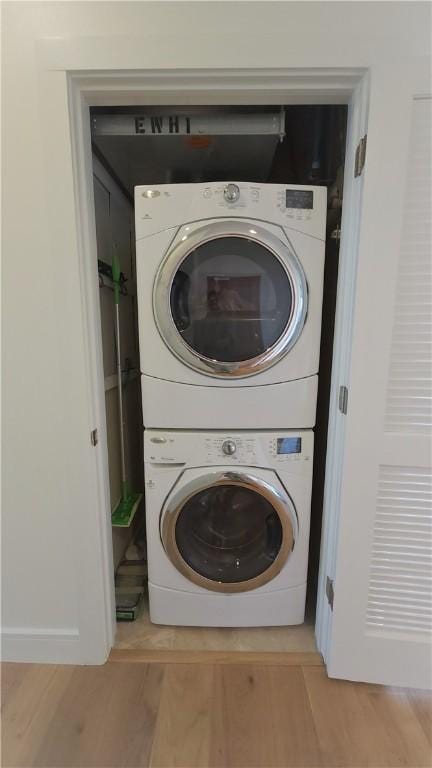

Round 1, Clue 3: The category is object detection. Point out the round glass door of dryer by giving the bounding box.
[160,471,296,593]
[153,221,308,378]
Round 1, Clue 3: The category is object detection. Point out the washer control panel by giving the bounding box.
[145,430,313,468]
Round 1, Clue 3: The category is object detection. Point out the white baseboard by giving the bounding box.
[1,626,82,664]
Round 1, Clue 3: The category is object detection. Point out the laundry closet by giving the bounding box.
[91,105,347,652]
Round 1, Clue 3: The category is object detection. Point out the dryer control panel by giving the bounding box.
[145,429,314,470]
[135,182,327,242]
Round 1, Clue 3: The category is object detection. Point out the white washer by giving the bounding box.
[135,182,326,429]
[144,429,314,626]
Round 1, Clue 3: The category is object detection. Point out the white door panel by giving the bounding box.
[327,77,431,687]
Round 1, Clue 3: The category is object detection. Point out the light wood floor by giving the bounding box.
[2,659,431,767]
[115,596,318,653]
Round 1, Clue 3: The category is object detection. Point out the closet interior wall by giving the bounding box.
[93,155,143,569]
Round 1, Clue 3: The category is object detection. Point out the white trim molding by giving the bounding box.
[1,627,83,665]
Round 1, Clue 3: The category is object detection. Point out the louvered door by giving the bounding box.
[384,98,432,438]
[368,466,431,635]
[326,85,432,687]
[370,100,432,639]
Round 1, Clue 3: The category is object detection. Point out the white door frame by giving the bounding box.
[64,65,368,663]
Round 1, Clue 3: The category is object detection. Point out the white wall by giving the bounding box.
[2,1,431,663]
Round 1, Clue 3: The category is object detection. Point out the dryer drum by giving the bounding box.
[160,471,296,593]
[153,221,308,378]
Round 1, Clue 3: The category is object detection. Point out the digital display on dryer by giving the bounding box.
[285,190,313,209]
[277,437,302,454]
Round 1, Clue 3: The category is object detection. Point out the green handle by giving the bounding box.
[112,245,121,305]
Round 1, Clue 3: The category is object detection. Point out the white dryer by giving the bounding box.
[135,182,326,429]
[144,428,314,627]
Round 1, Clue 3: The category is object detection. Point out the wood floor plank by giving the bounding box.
[1,663,31,710]
[1,664,74,767]
[303,666,432,767]
[33,662,164,767]
[149,663,213,768]
[209,665,323,768]
[268,666,323,767]
[406,690,432,747]
[209,664,276,767]
[109,648,323,666]
[367,686,432,767]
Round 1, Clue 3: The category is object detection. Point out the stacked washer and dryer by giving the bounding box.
[135,182,326,626]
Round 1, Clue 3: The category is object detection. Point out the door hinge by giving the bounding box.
[339,385,348,415]
[326,576,334,611]
[354,134,367,177]
[90,428,99,447]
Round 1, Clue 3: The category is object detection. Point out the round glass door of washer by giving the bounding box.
[160,471,296,593]
[153,221,308,377]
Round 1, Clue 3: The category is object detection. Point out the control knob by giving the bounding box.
[222,440,237,456]
[224,183,240,203]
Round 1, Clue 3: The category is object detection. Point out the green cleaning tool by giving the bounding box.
[111,245,142,527]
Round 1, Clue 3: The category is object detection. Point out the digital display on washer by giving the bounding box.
[285,190,313,209]
[277,437,302,455]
